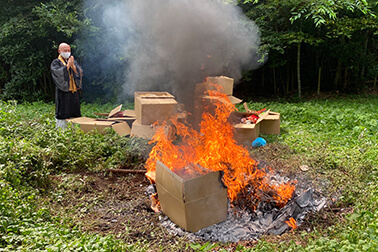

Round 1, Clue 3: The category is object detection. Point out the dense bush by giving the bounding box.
[0,100,149,251]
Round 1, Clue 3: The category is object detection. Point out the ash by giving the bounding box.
[148,171,329,243]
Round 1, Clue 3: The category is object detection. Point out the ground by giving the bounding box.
[42,142,352,251]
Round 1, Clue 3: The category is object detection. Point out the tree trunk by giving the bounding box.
[42,72,47,96]
[317,66,322,96]
[297,43,302,98]
[334,58,342,90]
[374,75,377,90]
[286,63,290,94]
[361,31,369,79]
[334,36,344,90]
[273,67,277,95]
[343,68,348,90]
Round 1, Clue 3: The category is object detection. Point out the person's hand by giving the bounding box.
[67,56,77,73]
[67,56,73,67]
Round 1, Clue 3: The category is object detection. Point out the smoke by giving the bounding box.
[85,0,262,106]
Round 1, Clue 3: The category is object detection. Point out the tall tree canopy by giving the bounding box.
[0,0,376,102]
[237,0,377,97]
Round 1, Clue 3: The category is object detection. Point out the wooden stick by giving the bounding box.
[243,102,251,112]
[106,169,146,174]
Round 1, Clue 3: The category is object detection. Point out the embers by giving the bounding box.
[156,187,327,243]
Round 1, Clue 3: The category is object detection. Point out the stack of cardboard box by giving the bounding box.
[130,92,178,139]
[69,76,280,145]
[194,76,281,146]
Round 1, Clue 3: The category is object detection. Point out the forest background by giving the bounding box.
[0,0,377,103]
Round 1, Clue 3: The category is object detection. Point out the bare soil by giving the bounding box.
[43,142,350,251]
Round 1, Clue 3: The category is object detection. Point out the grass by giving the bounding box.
[0,95,377,251]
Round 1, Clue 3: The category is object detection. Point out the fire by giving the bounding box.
[285,217,297,230]
[145,83,296,209]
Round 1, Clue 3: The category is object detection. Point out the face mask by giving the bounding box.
[60,52,71,59]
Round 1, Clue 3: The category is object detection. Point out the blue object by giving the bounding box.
[252,137,266,147]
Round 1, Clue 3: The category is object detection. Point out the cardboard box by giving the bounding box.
[155,161,228,232]
[68,117,115,133]
[204,76,234,96]
[192,94,242,131]
[134,92,178,125]
[195,82,241,105]
[233,123,260,146]
[93,109,136,118]
[232,110,271,146]
[67,105,134,136]
[130,120,173,139]
[130,120,155,139]
[111,121,132,137]
[259,112,281,135]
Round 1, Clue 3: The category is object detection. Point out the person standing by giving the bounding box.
[50,42,83,129]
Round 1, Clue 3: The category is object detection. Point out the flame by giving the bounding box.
[150,193,161,213]
[285,217,297,230]
[145,83,296,209]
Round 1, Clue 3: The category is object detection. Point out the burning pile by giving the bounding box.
[145,84,296,212]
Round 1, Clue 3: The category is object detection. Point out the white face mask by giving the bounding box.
[60,52,71,59]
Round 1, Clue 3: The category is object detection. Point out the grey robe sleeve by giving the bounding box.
[73,60,83,89]
[50,59,69,92]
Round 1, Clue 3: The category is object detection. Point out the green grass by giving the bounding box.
[0,96,377,251]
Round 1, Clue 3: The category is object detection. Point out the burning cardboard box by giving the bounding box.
[130,120,175,139]
[203,76,234,96]
[194,76,241,104]
[134,92,178,125]
[193,77,242,130]
[155,161,228,232]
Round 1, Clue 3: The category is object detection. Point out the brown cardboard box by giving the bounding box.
[67,105,134,136]
[130,120,155,139]
[259,112,281,135]
[192,94,242,131]
[155,161,228,232]
[134,92,178,125]
[68,117,115,133]
[111,121,132,137]
[130,120,174,139]
[195,84,241,105]
[232,110,271,146]
[233,123,260,146]
[205,76,234,96]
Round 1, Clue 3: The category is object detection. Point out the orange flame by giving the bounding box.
[285,217,297,230]
[145,84,295,208]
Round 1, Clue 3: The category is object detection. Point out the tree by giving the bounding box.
[239,0,377,97]
[0,0,86,101]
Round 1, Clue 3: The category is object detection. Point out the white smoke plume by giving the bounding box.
[87,0,262,107]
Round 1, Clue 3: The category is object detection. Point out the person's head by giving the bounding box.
[58,43,71,59]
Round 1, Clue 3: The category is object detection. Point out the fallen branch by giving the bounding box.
[106,169,146,174]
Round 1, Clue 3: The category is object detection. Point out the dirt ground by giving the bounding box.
[43,143,352,251]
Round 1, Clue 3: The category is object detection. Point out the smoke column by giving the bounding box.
[85,0,262,108]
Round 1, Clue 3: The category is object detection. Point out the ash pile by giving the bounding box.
[148,169,328,243]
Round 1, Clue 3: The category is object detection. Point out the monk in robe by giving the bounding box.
[50,42,83,129]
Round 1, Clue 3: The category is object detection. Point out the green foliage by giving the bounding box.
[238,95,378,251]
[0,180,139,251]
[0,100,151,251]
